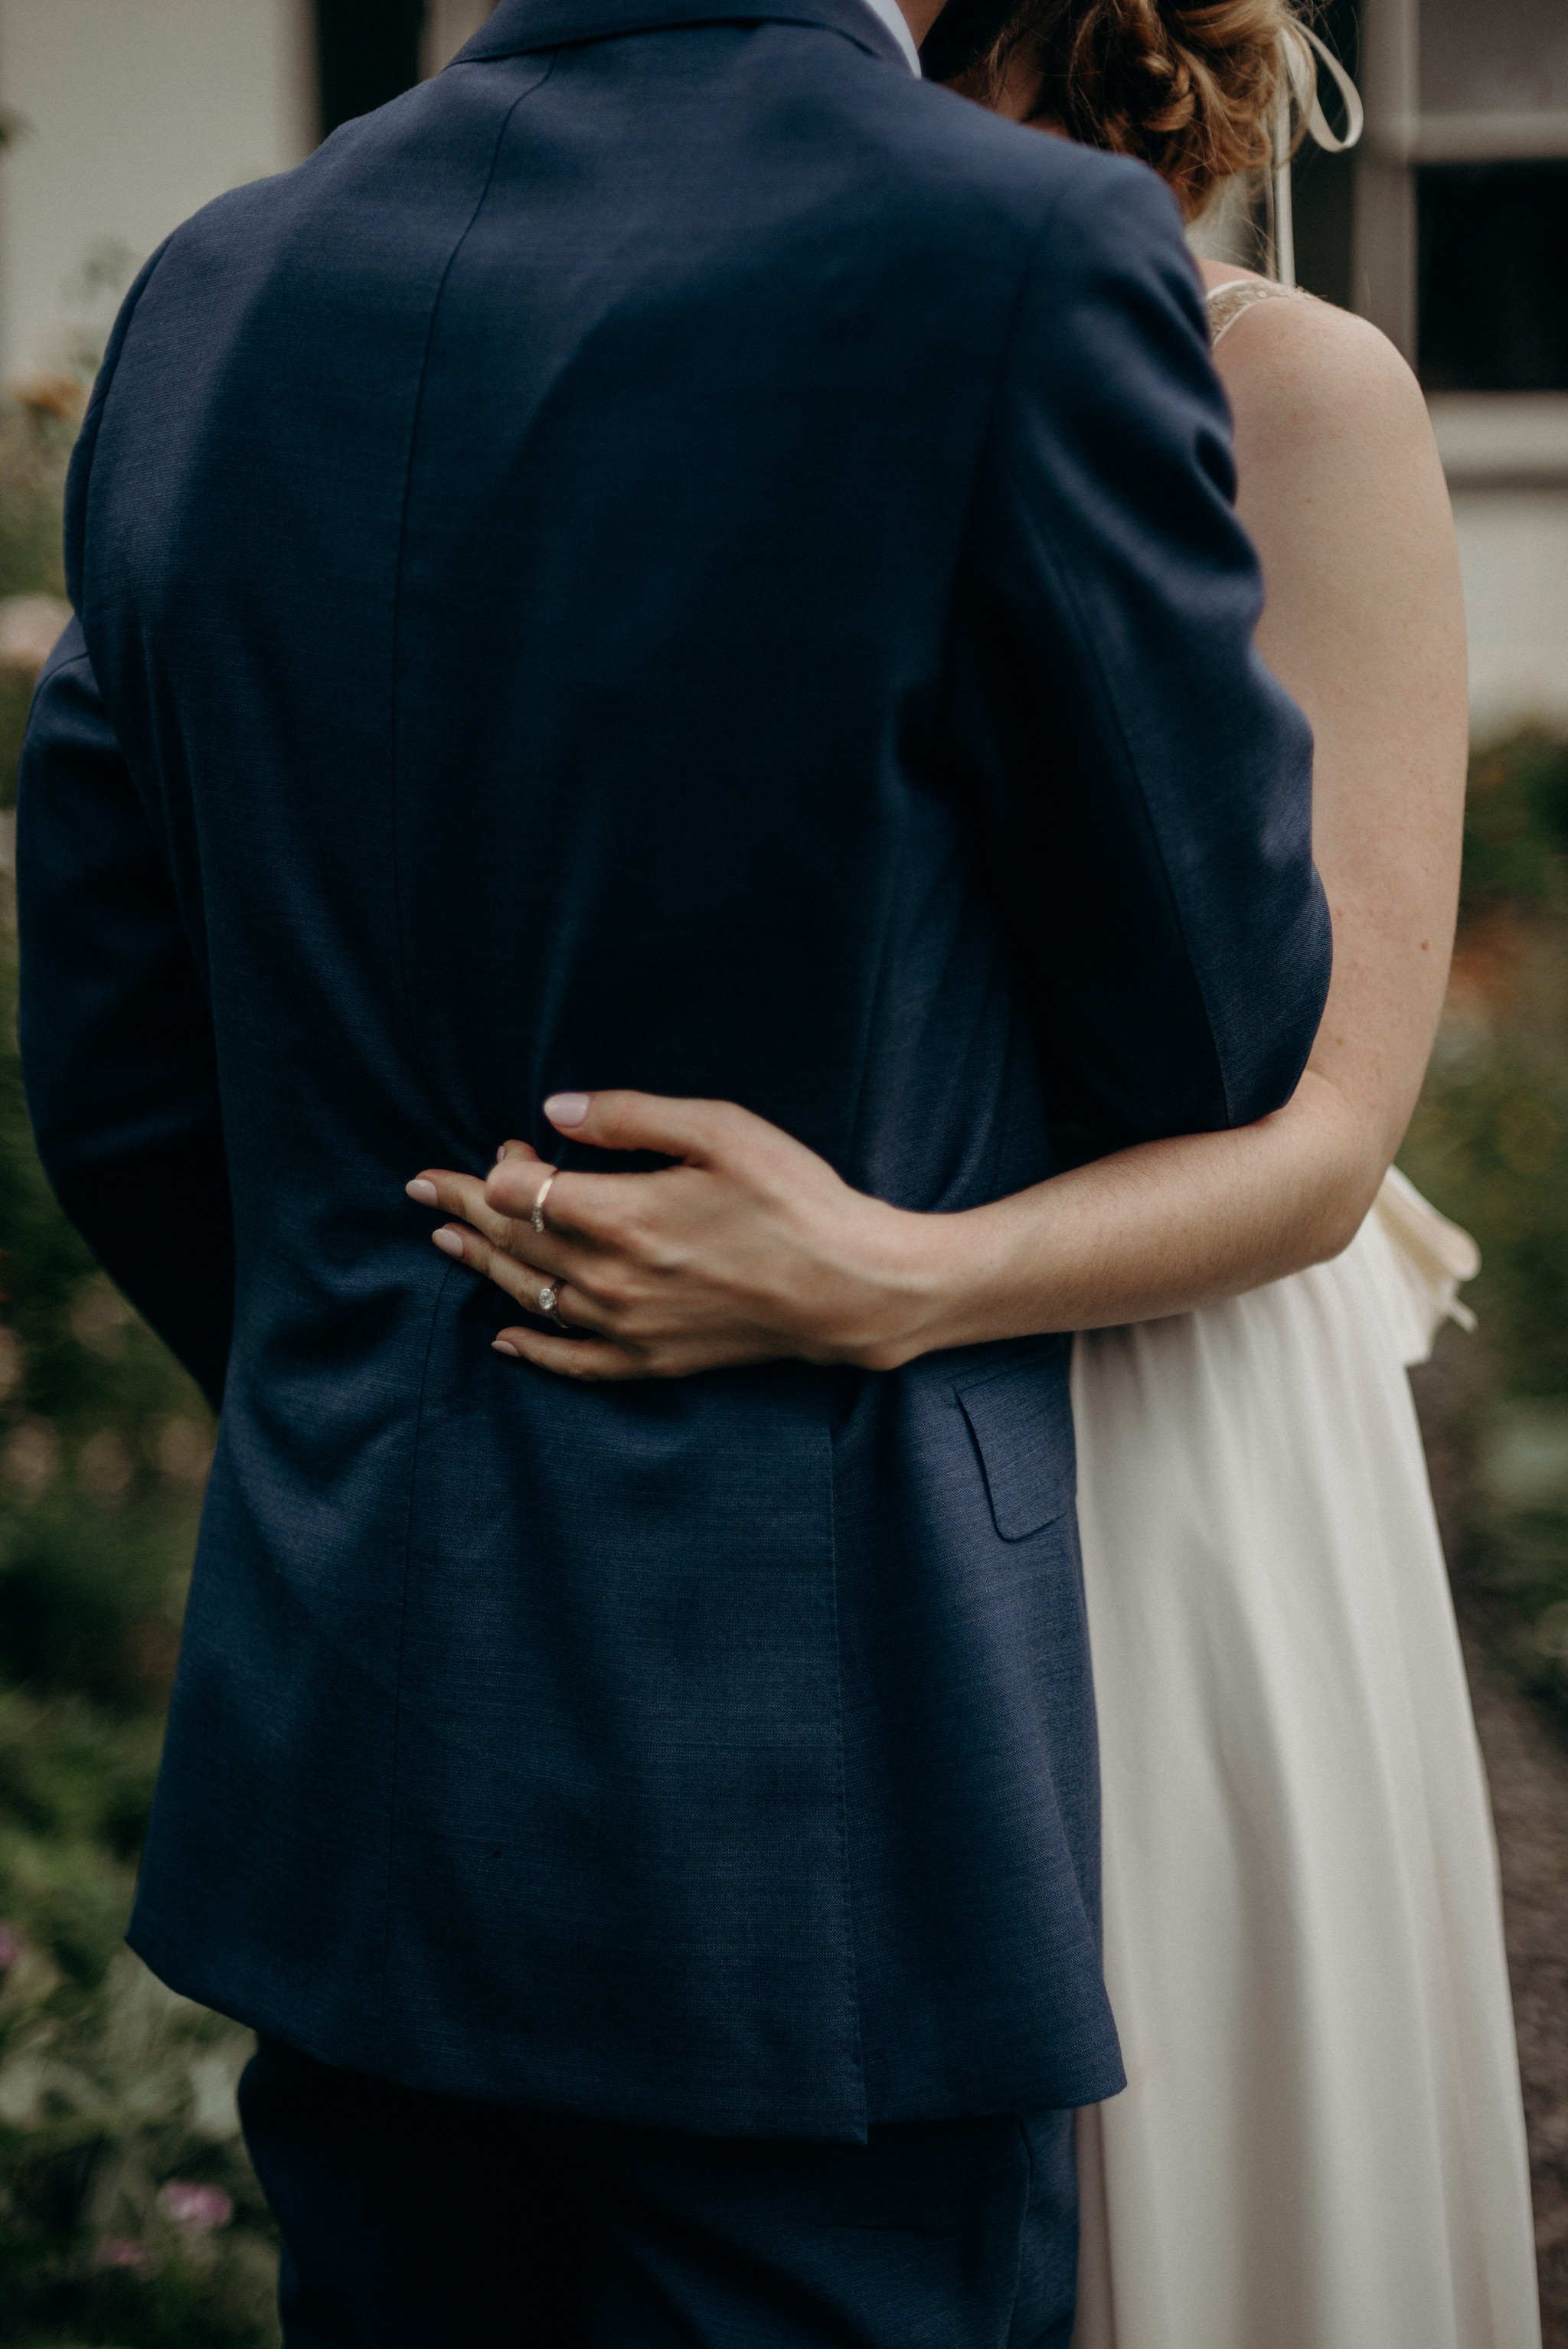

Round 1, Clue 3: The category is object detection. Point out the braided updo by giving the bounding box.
[926,0,1307,220]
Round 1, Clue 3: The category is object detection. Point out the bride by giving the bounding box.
[408,1,1541,2341]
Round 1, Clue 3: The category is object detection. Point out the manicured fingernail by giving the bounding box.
[492,1339,519,1357]
[544,1093,590,1128]
[432,1227,464,1256]
[495,1144,508,1161]
[407,1178,439,1207]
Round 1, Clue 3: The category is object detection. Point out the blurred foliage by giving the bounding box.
[1407,1041,1568,1397]
[0,393,276,2347]
[1459,733,1568,913]
[0,391,74,817]
[1402,729,1568,1733]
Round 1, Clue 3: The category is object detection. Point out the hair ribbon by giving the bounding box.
[1272,22,1365,286]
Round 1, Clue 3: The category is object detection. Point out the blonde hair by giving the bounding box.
[943,0,1312,220]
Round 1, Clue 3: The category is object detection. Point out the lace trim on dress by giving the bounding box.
[1205,278,1308,345]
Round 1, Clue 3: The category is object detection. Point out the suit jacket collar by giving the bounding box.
[455,0,910,75]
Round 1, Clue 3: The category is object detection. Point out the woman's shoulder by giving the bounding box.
[1197,266,1434,473]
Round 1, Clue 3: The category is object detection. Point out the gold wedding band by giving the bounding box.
[531,1171,557,1235]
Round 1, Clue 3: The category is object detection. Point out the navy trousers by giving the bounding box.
[237,2039,1077,2345]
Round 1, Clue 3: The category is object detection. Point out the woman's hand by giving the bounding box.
[407,1071,1389,1386]
[406,1092,948,1382]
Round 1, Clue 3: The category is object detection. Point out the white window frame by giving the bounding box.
[1354,0,1568,360]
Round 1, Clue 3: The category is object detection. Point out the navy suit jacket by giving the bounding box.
[17,0,1329,2138]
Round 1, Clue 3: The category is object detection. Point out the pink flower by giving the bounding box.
[0,1923,21,1974]
[95,2236,155,2274]
[159,2180,234,2231]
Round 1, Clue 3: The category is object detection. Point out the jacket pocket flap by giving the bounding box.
[956,1351,1075,1544]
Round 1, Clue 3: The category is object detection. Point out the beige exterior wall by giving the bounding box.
[0,1,506,384]
[1433,402,1568,739]
[0,0,315,380]
[0,2,505,381]
[1449,488,1568,743]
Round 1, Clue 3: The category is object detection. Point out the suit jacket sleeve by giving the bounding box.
[16,619,234,1410]
[950,154,1332,1148]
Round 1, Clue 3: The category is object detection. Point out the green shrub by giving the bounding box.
[0,394,274,2347]
[1459,733,1568,916]
[1404,1032,1568,1399]
[1402,730,1568,1736]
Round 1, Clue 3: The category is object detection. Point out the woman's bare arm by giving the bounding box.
[411,292,1468,1381]
[900,286,1470,1346]
[1230,278,1467,1187]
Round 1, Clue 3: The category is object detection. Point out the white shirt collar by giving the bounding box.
[852,0,922,74]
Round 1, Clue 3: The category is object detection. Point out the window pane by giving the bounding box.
[1420,0,1568,116]
[315,0,426,141]
[1418,162,1568,391]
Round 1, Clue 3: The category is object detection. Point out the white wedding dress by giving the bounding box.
[1068,1158,1541,2347]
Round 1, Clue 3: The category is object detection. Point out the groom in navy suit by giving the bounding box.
[16,0,1329,2336]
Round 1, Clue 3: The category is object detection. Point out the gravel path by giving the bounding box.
[1412,1337,1567,2341]
[1463,1635,1568,2344]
